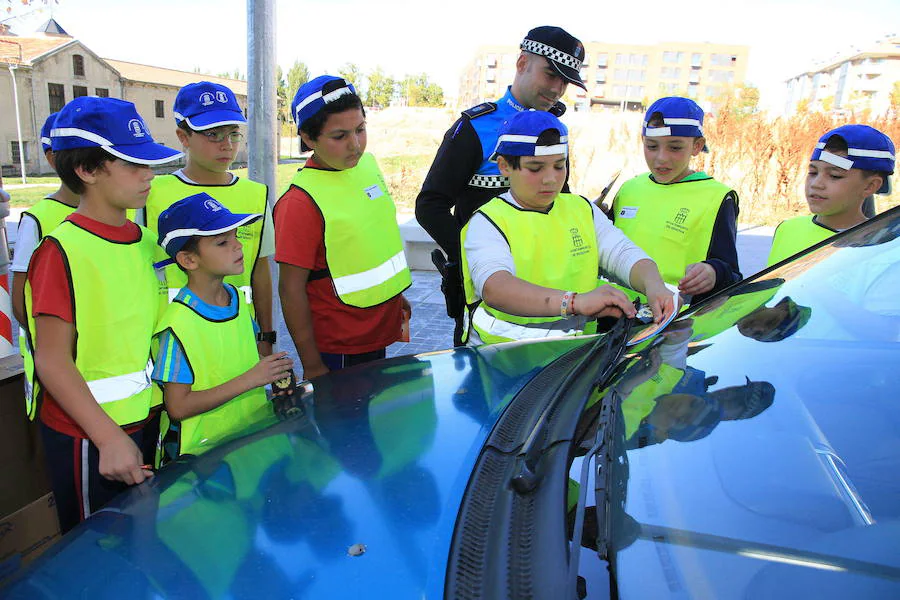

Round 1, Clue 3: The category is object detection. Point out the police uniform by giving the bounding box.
[416,26,588,345]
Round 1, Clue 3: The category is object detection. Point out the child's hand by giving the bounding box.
[247,352,294,389]
[679,263,716,296]
[575,287,637,319]
[97,430,153,485]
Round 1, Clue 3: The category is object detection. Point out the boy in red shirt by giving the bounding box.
[25,97,182,532]
[275,76,411,379]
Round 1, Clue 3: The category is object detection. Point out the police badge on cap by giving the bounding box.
[520,26,587,91]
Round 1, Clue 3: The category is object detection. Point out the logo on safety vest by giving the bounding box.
[570,227,590,257]
[674,208,690,225]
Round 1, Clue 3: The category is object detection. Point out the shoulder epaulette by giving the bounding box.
[462,102,497,120]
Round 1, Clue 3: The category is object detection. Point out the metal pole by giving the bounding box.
[8,64,27,184]
[247,0,281,348]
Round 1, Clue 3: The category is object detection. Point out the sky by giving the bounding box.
[3,0,899,112]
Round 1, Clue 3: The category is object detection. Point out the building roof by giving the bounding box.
[788,35,900,79]
[0,34,75,65]
[103,59,248,96]
[37,18,70,36]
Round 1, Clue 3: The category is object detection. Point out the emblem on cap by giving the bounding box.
[204,198,224,212]
[128,119,146,138]
[215,91,227,103]
[200,92,215,106]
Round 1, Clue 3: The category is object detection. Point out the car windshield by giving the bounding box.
[568,208,900,599]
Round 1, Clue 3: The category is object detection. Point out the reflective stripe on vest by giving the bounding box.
[613,173,732,286]
[24,222,158,426]
[288,153,411,308]
[19,199,77,420]
[155,284,269,456]
[471,304,585,342]
[146,174,267,315]
[461,193,600,345]
[766,216,836,267]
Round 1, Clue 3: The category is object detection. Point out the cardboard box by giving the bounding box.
[0,492,60,585]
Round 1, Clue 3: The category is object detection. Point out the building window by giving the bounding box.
[614,69,627,81]
[72,54,85,77]
[95,88,109,98]
[691,53,703,68]
[593,84,605,97]
[155,100,165,119]
[708,70,734,83]
[48,83,65,112]
[663,51,684,63]
[595,71,606,83]
[615,53,627,65]
[661,67,681,79]
[613,85,626,97]
[10,141,28,164]
[596,53,608,67]
[711,53,737,66]
[73,85,88,98]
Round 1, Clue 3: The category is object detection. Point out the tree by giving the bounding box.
[399,73,444,107]
[890,81,900,113]
[285,60,310,97]
[338,62,364,94]
[735,83,760,115]
[276,65,289,125]
[366,67,396,108]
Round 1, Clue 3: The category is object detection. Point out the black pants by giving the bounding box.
[40,414,160,534]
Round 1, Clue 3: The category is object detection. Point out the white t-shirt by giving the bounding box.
[10,214,40,273]
[464,192,651,299]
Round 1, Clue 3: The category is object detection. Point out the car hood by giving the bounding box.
[4,336,594,599]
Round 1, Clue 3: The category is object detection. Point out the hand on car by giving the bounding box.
[574,287,637,319]
[97,430,153,485]
[679,262,716,296]
[644,281,678,324]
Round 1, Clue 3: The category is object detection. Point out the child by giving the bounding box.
[460,110,673,346]
[275,75,411,379]
[143,81,276,354]
[24,96,182,533]
[767,124,895,266]
[612,96,741,303]
[152,193,293,459]
[12,112,79,420]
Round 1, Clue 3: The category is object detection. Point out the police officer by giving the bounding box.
[416,26,587,345]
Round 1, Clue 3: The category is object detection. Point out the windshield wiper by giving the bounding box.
[566,386,622,599]
[510,319,630,495]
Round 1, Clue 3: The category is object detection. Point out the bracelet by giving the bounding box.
[561,291,575,317]
[570,292,577,316]
[256,331,277,344]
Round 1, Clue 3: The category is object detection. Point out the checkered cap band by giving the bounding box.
[520,39,582,71]
[469,174,510,189]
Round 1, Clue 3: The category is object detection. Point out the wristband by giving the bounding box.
[256,331,277,344]
[561,291,575,317]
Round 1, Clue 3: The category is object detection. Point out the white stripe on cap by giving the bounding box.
[498,134,540,144]
[294,85,353,116]
[819,151,854,170]
[40,136,51,145]
[51,127,113,146]
[160,214,260,250]
[644,127,672,137]
[848,148,895,160]
[664,118,702,127]
[534,143,568,156]
[103,145,184,166]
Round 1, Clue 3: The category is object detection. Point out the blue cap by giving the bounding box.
[40,112,58,153]
[643,96,705,139]
[291,75,357,134]
[51,97,183,165]
[156,192,261,267]
[174,81,246,131]
[811,125,895,194]
[489,110,568,161]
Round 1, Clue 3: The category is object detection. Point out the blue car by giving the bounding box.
[4,207,900,599]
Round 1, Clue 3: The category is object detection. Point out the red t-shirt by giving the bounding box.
[274,157,403,354]
[28,213,154,437]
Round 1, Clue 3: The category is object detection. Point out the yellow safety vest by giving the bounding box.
[766,216,836,267]
[154,284,269,456]
[287,153,411,307]
[145,174,267,313]
[613,173,732,287]
[18,198,77,420]
[24,221,158,426]
[688,282,782,342]
[461,193,599,345]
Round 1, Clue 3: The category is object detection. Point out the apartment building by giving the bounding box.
[458,40,749,111]
[0,19,247,176]
[784,35,900,116]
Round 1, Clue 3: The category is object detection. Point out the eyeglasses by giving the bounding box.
[198,130,244,144]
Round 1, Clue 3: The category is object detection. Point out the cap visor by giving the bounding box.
[184,111,247,131]
[158,213,262,254]
[106,143,184,166]
[549,61,586,91]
